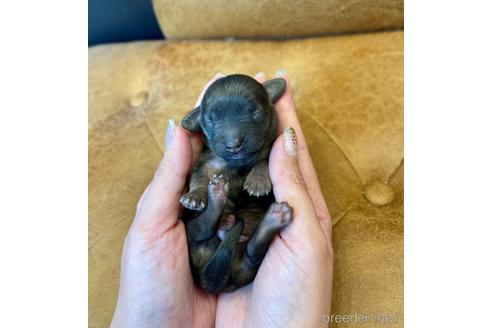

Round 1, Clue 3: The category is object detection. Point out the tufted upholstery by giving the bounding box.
[89,2,403,327]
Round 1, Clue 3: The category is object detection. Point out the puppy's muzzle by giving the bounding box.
[225,137,244,154]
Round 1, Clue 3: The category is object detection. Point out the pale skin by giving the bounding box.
[110,72,334,328]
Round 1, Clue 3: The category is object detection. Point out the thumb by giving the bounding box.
[269,127,321,239]
[133,119,192,230]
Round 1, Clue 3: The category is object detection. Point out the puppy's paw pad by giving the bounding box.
[209,174,229,199]
[266,202,293,227]
[244,175,271,197]
[180,191,207,210]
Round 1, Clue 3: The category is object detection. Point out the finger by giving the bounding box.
[274,71,332,239]
[194,72,225,107]
[133,120,192,230]
[269,128,322,240]
[254,72,267,83]
[136,184,151,214]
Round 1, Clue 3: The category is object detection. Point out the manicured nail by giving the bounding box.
[283,127,298,158]
[276,69,287,77]
[255,72,266,79]
[215,72,226,78]
[166,119,176,148]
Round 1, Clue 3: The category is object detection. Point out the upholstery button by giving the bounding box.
[363,180,395,206]
[130,91,148,107]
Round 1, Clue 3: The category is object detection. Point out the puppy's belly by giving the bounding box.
[216,192,274,243]
[217,229,250,243]
[216,214,252,243]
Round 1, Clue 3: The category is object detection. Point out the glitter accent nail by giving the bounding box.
[284,127,298,157]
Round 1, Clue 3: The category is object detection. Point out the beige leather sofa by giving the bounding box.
[89,1,404,327]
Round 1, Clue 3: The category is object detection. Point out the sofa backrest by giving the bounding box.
[153,0,404,39]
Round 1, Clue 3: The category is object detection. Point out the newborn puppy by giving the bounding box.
[181,74,293,293]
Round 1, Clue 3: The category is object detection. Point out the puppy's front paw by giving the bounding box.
[243,173,272,197]
[180,190,207,210]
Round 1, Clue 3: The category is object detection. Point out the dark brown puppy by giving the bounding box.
[181,74,293,293]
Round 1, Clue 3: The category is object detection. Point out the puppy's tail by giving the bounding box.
[200,219,244,293]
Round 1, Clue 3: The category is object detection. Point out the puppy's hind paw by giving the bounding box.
[264,202,293,229]
[208,174,229,205]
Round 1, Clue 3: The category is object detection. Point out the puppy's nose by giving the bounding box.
[226,138,244,154]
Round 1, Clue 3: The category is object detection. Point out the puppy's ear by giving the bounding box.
[263,78,287,104]
[181,106,202,132]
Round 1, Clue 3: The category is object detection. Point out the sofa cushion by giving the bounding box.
[89,30,403,327]
[153,0,404,39]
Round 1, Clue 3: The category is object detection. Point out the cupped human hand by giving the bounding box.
[110,75,222,328]
[110,72,334,328]
[215,72,334,328]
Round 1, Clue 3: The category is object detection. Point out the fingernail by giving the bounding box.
[283,127,298,158]
[255,72,265,79]
[276,69,287,77]
[165,119,176,148]
[215,72,225,78]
